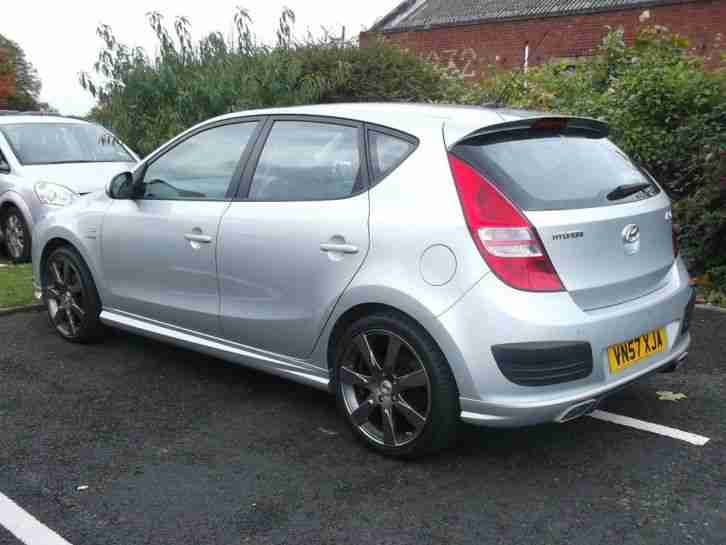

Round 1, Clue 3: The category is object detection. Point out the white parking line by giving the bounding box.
[0,492,73,545]
[589,410,710,446]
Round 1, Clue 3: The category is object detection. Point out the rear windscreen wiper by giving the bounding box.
[607,182,651,201]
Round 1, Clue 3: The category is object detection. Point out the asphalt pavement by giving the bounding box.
[0,308,724,545]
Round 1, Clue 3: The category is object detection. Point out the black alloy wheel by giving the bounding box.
[335,312,460,458]
[43,246,103,343]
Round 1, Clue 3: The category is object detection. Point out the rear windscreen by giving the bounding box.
[453,135,659,211]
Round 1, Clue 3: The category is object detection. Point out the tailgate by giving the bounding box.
[526,196,674,309]
[449,115,675,310]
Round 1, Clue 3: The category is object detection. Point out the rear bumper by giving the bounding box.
[437,258,694,428]
[459,333,690,427]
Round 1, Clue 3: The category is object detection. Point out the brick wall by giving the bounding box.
[0,47,15,109]
[360,0,726,77]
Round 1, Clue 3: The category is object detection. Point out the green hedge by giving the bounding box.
[82,10,455,157]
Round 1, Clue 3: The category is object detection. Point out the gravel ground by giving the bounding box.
[0,309,724,545]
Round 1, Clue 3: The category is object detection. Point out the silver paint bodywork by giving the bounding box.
[31,103,693,427]
[101,199,227,335]
[218,194,370,357]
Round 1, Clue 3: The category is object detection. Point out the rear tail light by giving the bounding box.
[448,154,564,292]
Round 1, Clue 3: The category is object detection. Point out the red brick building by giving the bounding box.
[360,0,726,77]
[0,47,16,109]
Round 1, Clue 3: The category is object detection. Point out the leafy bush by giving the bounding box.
[81,8,454,156]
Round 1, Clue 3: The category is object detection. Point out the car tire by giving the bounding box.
[2,206,31,263]
[43,245,104,344]
[334,311,460,458]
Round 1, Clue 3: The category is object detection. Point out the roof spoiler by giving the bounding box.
[447,116,609,149]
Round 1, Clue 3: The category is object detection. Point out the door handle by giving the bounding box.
[184,233,213,243]
[320,242,359,254]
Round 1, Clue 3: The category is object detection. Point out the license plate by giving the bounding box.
[608,328,668,374]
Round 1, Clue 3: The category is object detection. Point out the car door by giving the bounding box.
[218,117,370,358]
[101,119,262,335]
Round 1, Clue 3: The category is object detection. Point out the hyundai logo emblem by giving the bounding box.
[622,224,641,254]
[623,224,640,244]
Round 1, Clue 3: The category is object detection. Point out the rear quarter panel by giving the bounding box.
[309,124,490,396]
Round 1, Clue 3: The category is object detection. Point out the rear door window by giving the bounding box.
[248,121,363,201]
[453,135,659,211]
[368,130,416,182]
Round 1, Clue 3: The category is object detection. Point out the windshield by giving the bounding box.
[0,123,134,165]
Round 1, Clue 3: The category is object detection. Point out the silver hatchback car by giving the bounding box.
[32,104,694,457]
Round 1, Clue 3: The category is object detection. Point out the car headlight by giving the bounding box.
[34,182,77,206]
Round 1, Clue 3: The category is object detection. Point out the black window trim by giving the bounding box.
[364,123,419,187]
[235,114,371,203]
[134,116,266,202]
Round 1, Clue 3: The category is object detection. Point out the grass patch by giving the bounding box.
[0,262,35,309]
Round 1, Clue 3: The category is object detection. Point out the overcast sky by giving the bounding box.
[2,0,396,115]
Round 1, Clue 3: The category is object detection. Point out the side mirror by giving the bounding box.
[106,172,135,199]
[0,157,10,174]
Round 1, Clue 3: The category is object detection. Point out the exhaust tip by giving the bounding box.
[658,352,688,374]
[556,399,598,423]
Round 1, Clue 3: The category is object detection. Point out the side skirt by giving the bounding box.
[100,309,330,392]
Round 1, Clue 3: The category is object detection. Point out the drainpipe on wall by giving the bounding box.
[524,41,530,73]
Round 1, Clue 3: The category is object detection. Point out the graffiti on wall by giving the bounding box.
[396,44,512,78]
[424,47,480,77]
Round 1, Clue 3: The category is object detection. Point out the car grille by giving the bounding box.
[491,341,593,387]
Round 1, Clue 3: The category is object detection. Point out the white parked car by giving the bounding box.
[0,112,137,262]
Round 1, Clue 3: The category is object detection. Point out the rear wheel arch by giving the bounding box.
[327,303,443,373]
[324,290,479,399]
